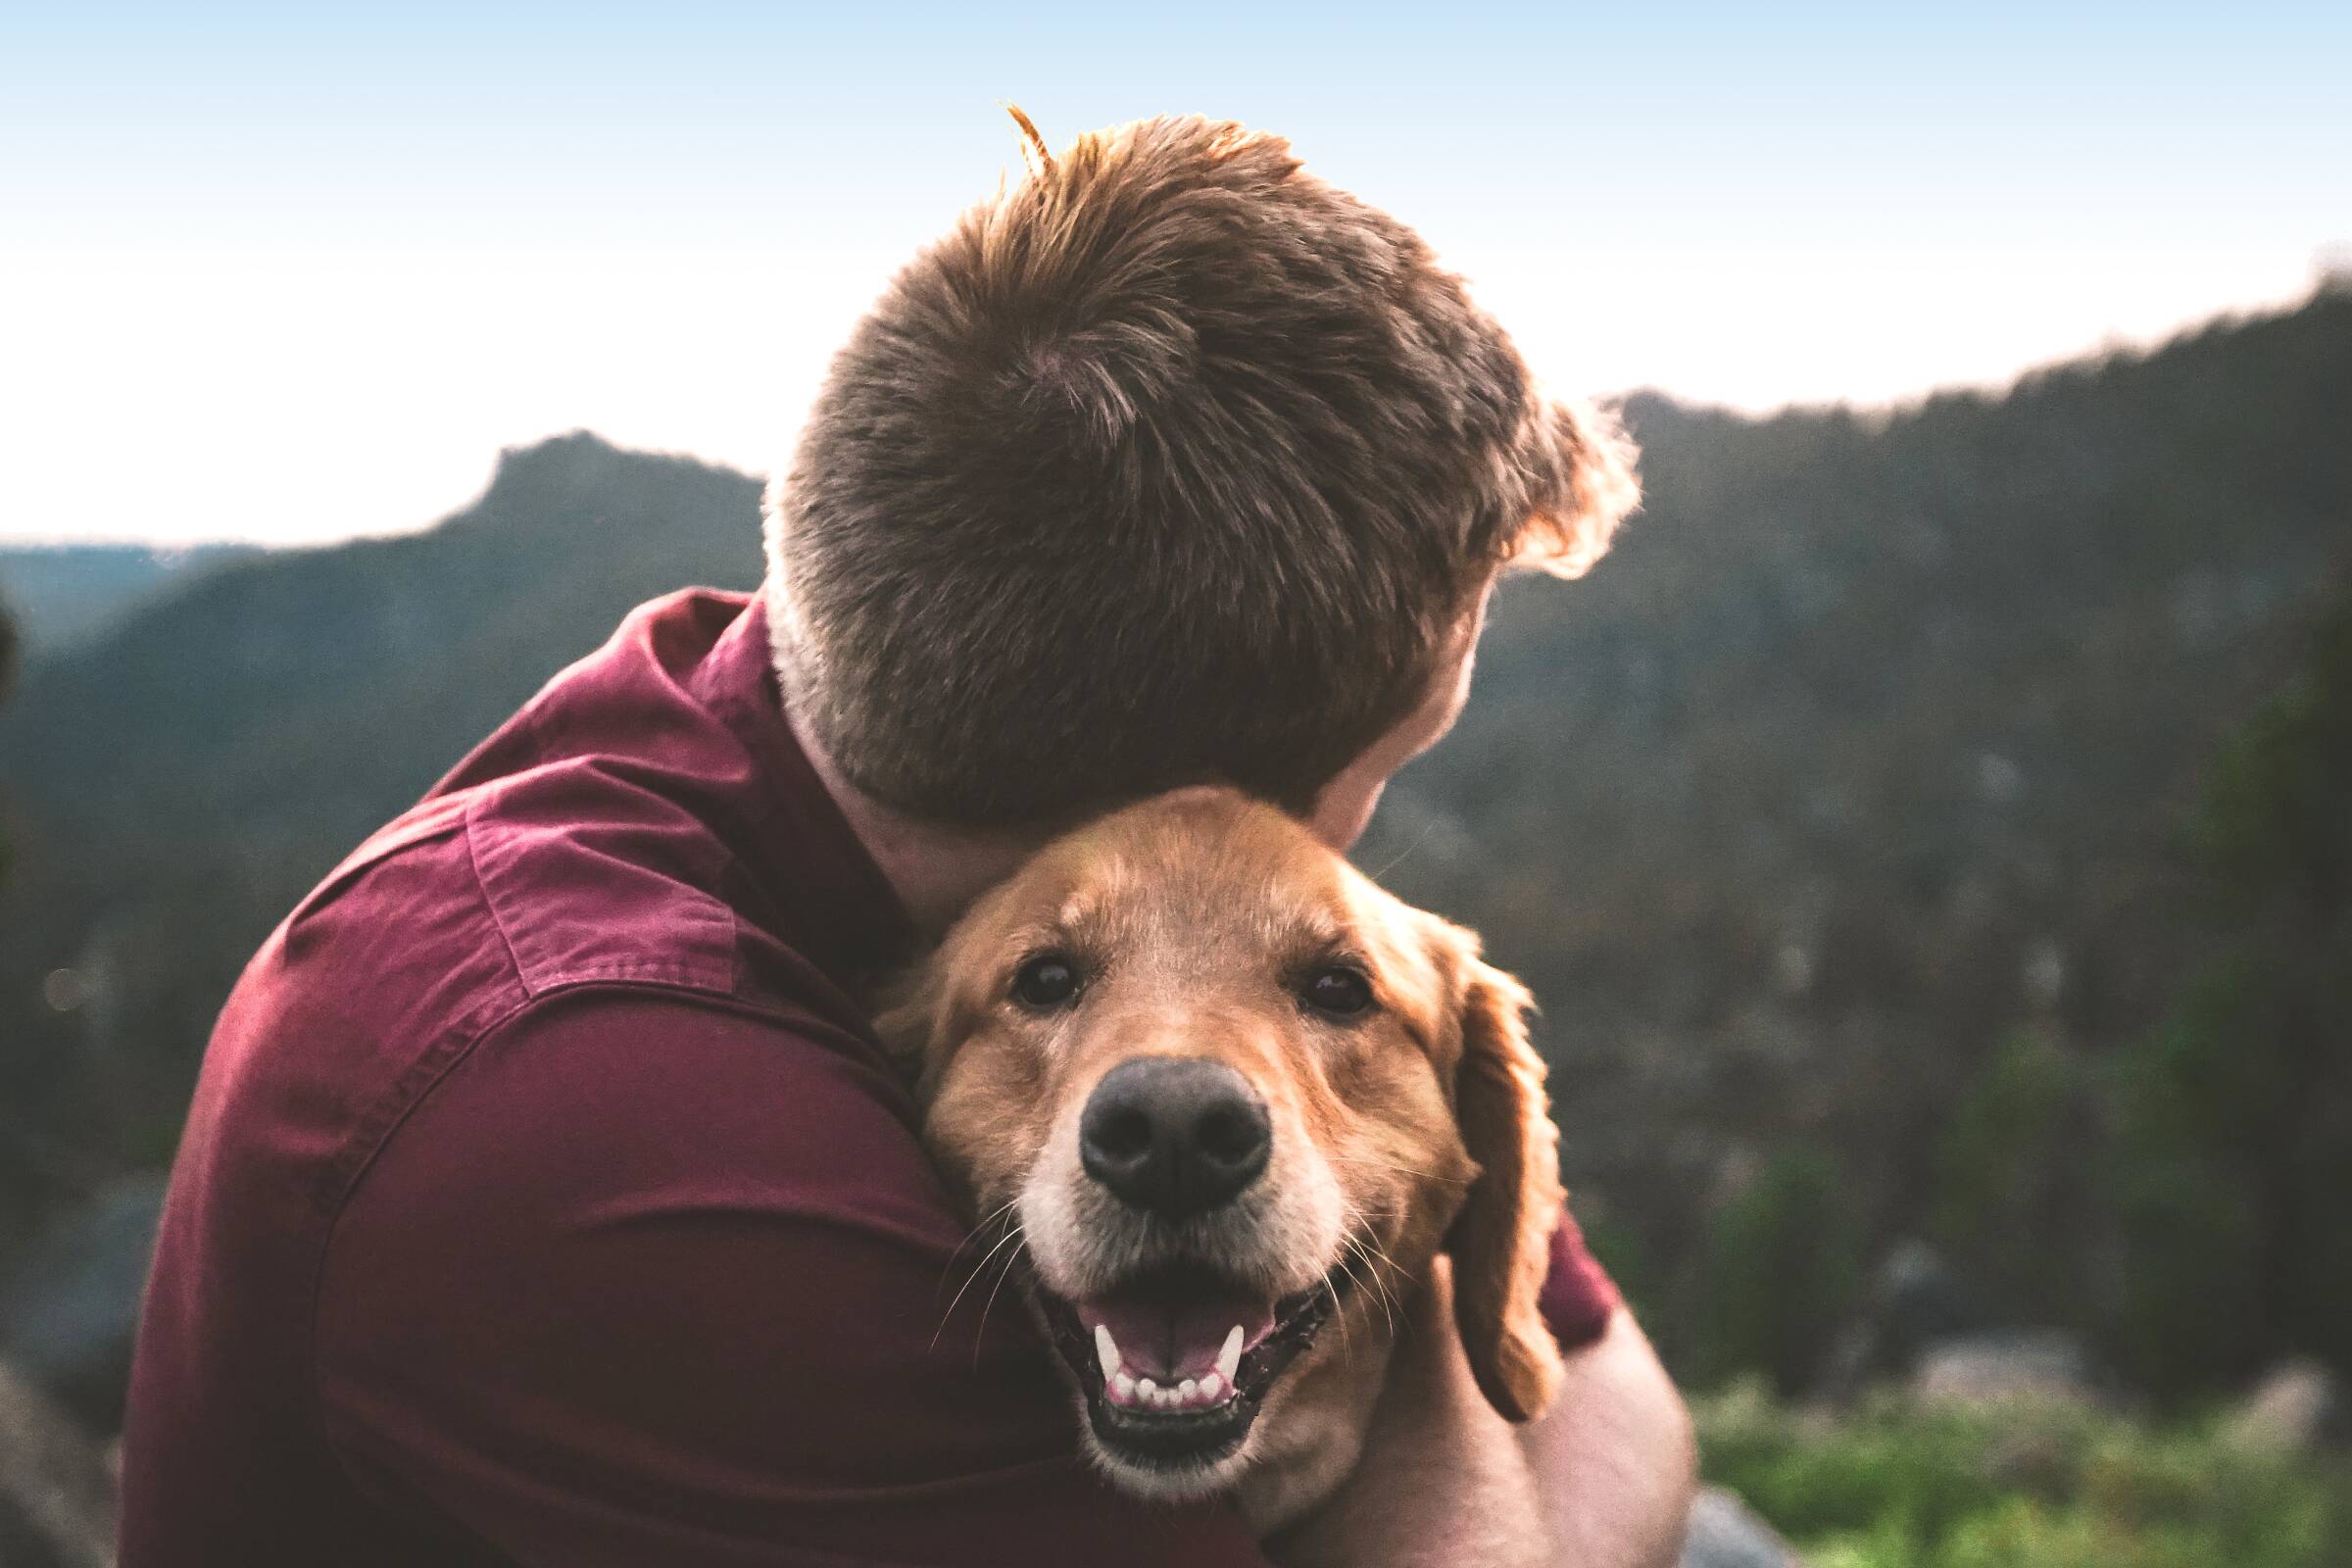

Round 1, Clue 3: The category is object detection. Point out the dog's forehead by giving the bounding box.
[1015,791,1365,954]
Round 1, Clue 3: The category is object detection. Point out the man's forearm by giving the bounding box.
[1521,1308,1697,1568]
[1271,1270,1694,1568]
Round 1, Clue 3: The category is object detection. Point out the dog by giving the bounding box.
[879,785,1568,1531]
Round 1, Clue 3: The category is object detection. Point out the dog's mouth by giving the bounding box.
[1032,1262,1348,1475]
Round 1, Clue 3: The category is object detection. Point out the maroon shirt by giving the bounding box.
[118,590,1618,1566]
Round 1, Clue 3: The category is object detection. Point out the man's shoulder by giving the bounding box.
[273,586,891,1032]
[439,759,748,1003]
[172,582,908,1321]
[193,753,847,1234]
[275,743,834,1035]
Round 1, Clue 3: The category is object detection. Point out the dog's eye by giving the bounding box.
[1011,954,1082,1009]
[1300,964,1375,1018]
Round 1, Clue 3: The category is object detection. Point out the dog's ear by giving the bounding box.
[1447,953,1567,1423]
[870,959,949,1097]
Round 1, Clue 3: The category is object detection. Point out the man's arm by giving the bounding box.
[1524,1307,1698,1568]
[315,991,1266,1566]
[1271,1262,1695,1568]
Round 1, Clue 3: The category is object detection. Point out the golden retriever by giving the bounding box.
[880,785,1566,1531]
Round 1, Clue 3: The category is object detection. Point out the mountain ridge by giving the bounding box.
[2,290,2347,1395]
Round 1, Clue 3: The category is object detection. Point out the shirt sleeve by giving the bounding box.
[1537,1210,1622,1352]
[315,990,1266,1568]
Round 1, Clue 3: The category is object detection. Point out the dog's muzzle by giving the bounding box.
[1028,1054,1348,1479]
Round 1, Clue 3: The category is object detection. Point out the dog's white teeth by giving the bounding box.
[1217,1324,1245,1384]
[1107,1360,1240,1411]
[1094,1324,1121,1383]
[1108,1369,1238,1411]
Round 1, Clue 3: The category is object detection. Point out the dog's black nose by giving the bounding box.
[1079,1056,1271,1219]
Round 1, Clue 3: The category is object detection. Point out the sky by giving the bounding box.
[2,2,2346,545]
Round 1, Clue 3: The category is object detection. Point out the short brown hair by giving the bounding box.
[765,114,1636,827]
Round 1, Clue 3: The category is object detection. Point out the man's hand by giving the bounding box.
[1520,1303,1697,1567]
[1269,1260,1695,1568]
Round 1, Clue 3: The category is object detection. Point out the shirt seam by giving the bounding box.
[464,791,532,997]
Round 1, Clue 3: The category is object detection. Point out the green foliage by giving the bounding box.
[1693,1148,1865,1394]
[1930,1029,2095,1322]
[1698,1385,2349,1568]
[1574,1209,1662,1330]
[2190,597,2352,916]
[1895,583,2352,1400]
[2108,958,2277,1391]
[2105,590,2352,1395]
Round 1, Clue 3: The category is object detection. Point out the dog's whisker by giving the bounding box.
[1366,1256,1404,1332]
[1329,1250,1362,1312]
[937,1199,1022,1290]
[1352,1238,1401,1322]
[931,1219,1027,1351]
[1350,1225,1403,1277]
[1324,1267,1365,1361]
[1341,1233,1401,1335]
[1364,817,1439,882]
[970,1226,1027,1371]
[1333,1246,1395,1340]
[1337,1204,1406,1327]
[1327,1155,1473,1186]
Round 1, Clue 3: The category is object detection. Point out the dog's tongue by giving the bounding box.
[1075,1282,1277,1382]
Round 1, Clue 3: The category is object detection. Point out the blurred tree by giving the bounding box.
[2112,587,2352,1395]
[1693,1147,1866,1395]
[1929,1027,2100,1326]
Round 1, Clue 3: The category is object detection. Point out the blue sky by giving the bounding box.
[3,2,2346,543]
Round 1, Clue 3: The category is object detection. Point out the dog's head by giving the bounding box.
[880,786,1565,1498]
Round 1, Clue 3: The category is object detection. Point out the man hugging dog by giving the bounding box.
[120,114,1694,1566]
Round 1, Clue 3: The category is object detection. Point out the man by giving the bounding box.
[119,116,1693,1565]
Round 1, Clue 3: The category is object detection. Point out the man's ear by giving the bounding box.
[1514,396,1641,580]
[1447,955,1568,1423]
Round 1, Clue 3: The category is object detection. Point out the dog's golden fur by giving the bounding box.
[880,786,1565,1530]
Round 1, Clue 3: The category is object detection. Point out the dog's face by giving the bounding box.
[881,787,1565,1501]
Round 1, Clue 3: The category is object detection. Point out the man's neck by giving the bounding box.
[786,701,1047,942]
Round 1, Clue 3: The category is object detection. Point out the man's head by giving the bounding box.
[766,114,1636,836]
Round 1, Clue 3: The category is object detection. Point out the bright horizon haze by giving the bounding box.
[3,2,2346,545]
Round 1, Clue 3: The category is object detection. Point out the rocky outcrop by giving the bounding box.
[0,1357,116,1568]
[1680,1487,1802,1568]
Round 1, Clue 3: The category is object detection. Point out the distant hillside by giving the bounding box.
[1,295,2347,1400]
[0,545,257,657]
[1355,288,2352,1380]
[0,432,764,1219]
